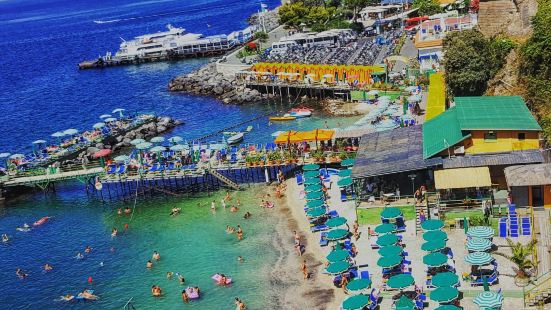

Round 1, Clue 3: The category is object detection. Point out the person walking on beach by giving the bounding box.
[300,259,308,279]
[353,220,360,240]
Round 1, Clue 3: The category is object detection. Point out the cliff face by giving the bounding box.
[477,0,538,37]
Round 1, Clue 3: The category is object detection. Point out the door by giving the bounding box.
[532,186,544,207]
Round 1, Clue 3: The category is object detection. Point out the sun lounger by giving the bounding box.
[148,163,159,173]
[106,164,117,174]
[499,217,508,237]
[116,164,126,174]
[328,210,339,218]
[319,232,329,247]
[296,173,304,185]
[340,190,347,202]
[311,224,328,233]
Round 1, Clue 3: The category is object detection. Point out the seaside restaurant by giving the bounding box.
[351,96,544,204]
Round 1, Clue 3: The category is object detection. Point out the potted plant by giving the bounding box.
[495,238,537,286]
[312,150,325,163]
[283,151,292,164]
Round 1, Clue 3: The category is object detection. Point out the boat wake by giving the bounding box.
[93,19,122,24]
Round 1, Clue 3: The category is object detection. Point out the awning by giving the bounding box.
[434,167,491,189]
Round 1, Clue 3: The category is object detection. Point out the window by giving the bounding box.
[518,133,526,140]
[484,131,497,142]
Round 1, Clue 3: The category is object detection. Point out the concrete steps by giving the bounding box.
[206,168,240,190]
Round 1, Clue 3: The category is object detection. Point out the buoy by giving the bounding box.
[124,223,129,230]
[88,276,93,284]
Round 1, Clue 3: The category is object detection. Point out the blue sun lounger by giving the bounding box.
[106,164,117,174]
[319,232,329,246]
[148,163,159,173]
[116,164,126,174]
[296,173,304,185]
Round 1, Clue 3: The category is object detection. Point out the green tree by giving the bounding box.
[495,238,537,279]
[412,0,443,16]
[278,2,310,27]
[254,31,269,49]
[442,29,491,96]
[343,0,373,21]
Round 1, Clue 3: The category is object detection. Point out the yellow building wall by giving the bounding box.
[464,130,539,154]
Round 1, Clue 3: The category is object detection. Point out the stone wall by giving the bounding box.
[477,0,538,37]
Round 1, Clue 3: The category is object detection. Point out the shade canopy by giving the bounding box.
[150,136,165,143]
[326,249,350,262]
[341,158,355,167]
[306,207,326,218]
[421,240,447,252]
[305,191,324,200]
[466,238,493,252]
[430,286,459,303]
[346,278,372,293]
[326,229,350,241]
[63,129,78,135]
[423,230,448,242]
[304,170,320,178]
[432,272,459,287]
[473,291,503,309]
[325,260,351,274]
[149,146,166,152]
[130,138,146,145]
[387,274,414,289]
[465,252,494,266]
[114,155,130,162]
[423,252,448,267]
[93,122,105,129]
[51,131,66,137]
[135,142,153,150]
[339,169,352,177]
[374,223,396,234]
[305,199,324,209]
[467,226,495,239]
[377,255,402,268]
[378,245,403,257]
[305,184,322,192]
[380,207,402,219]
[337,177,353,187]
[168,136,183,143]
[342,294,370,310]
[99,114,112,119]
[93,149,112,158]
[170,144,188,151]
[303,163,320,171]
[104,117,117,122]
[395,295,415,309]
[434,167,491,189]
[326,217,348,228]
[376,234,399,247]
[32,139,47,144]
[421,219,444,231]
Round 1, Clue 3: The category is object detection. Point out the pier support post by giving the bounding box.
[264,167,270,184]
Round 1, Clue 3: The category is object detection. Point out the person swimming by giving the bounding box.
[117,208,123,215]
[169,207,181,216]
[167,272,173,280]
[59,294,74,301]
[151,285,162,297]
[111,228,118,237]
[146,260,153,269]
[243,212,251,219]
[78,290,99,300]
[124,207,131,215]
[176,273,185,284]
[181,290,189,303]
[237,256,244,263]
[226,225,235,234]
[75,252,84,260]
[44,263,53,271]
[236,225,243,241]
[2,234,9,242]
[219,274,228,285]
[152,251,161,261]
[16,268,28,279]
[230,205,238,213]
[16,224,31,232]
[84,246,92,254]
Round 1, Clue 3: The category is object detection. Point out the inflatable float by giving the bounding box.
[33,216,50,226]
[185,287,200,300]
[265,202,274,208]
[212,274,232,285]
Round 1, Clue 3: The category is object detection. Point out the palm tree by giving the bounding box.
[495,238,537,279]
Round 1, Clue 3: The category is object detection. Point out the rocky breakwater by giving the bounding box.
[82,116,181,158]
[168,63,274,104]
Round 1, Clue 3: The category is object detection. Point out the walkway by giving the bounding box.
[534,209,551,274]
[3,167,104,187]
[392,37,417,73]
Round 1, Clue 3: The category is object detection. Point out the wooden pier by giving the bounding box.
[245,82,352,101]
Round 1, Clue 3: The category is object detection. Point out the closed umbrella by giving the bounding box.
[421,219,444,231]
[341,158,355,167]
[374,223,396,234]
[421,240,447,252]
[305,184,322,192]
[339,169,352,177]
[423,252,448,267]
[467,226,495,239]
[325,261,351,274]
[168,136,183,143]
[387,274,414,290]
[342,294,370,310]
[467,238,493,252]
[430,286,459,303]
[326,229,349,241]
[432,272,459,287]
[305,199,324,209]
[346,278,372,294]
[99,114,112,119]
[306,191,324,200]
[465,252,494,266]
[422,230,448,242]
[376,234,398,247]
[136,142,152,150]
[303,163,320,171]
[377,255,403,268]
[170,144,188,151]
[93,122,105,129]
[337,177,353,187]
[130,138,146,145]
[150,146,166,152]
[150,136,165,143]
[304,178,320,186]
[380,207,402,220]
[304,170,320,178]
[473,291,503,309]
[378,245,403,257]
[306,207,326,218]
[326,249,350,262]
[114,155,131,162]
[325,217,347,228]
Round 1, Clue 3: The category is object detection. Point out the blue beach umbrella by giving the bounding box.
[467,238,493,252]
[99,114,112,119]
[63,128,78,136]
[93,122,105,129]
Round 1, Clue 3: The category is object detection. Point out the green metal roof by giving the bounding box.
[423,107,470,159]
[454,96,541,131]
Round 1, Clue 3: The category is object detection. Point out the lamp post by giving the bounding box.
[408,174,416,197]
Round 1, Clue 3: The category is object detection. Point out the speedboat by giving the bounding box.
[288,108,312,118]
[227,132,244,145]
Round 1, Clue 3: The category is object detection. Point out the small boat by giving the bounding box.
[270,116,296,121]
[289,108,313,118]
[212,273,232,285]
[246,125,253,132]
[33,216,50,226]
[227,132,244,145]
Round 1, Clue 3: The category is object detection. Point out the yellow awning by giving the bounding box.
[274,131,302,144]
[434,167,492,189]
[274,129,335,144]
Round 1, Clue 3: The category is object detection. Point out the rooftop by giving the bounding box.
[504,163,551,187]
[422,106,470,159]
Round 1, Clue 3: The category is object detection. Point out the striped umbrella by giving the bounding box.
[421,239,447,252]
[325,261,351,275]
[430,286,459,303]
[467,226,495,239]
[465,252,494,266]
[377,255,403,268]
[325,217,347,228]
[421,219,444,231]
[326,229,350,241]
[432,272,459,287]
[303,163,320,171]
[342,294,370,310]
[376,234,398,247]
[423,252,448,267]
[374,223,396,234]
[326,249,350,263]
[467,238,493,252]
[346,278,372,294]
[387,274,414,290]
[422,230,448,242]
[473,291,503,309]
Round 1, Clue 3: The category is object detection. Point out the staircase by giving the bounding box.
[206,168,240,190]
[415,204,428,234]
[524,271,551,307]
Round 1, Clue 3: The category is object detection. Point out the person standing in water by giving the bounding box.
[236,225,243,241]
[152,251,161,261]
[211,200,216,214]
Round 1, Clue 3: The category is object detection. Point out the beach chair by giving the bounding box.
[106,164,117,174]
[328,210,339,218]
[296,173,304,185]
[147,163,159,173]
[499,217,508,237]
[510,220,519,237]
[396,217,406,231]
[116,164,126,174]
[229,153,238,164]
[340,189,348,202]
[319,232,329,247]
[166,162,175,171]
[521,217,531,236]
[311,224,328,233]
[415,299,424,309]
[370,238,380,249]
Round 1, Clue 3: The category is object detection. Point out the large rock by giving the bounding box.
[86,147,100,155]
